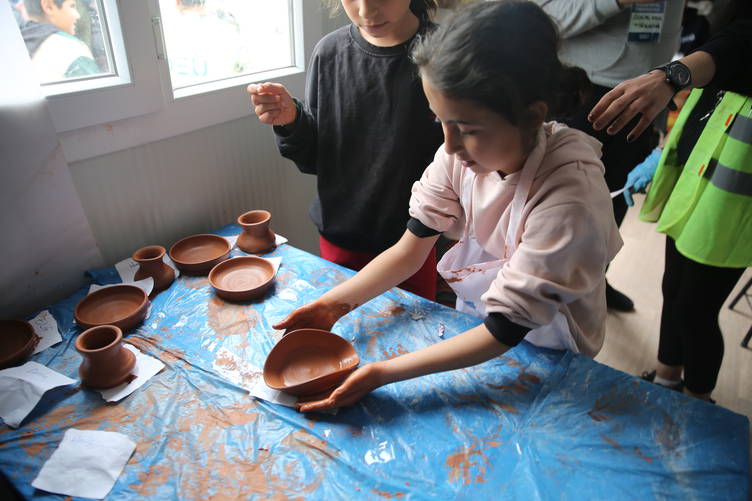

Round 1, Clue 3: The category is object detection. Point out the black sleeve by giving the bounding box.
[484,312,531,347]
[274,46,321,175]
[406,217,441,237]
[694,19,752,93]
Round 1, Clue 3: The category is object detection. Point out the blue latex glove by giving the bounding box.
[623,147,662,206]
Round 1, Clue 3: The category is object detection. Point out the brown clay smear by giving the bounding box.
[587,386,646,422]
[601,434,653,463]
[371,488,406,498]
[126,335,189,366]
[499,356,525,371]
[655,413,680,451]
[445,441,499,485]
[381,344,409,359]
[207,296,259,337]
[365,332,382,357]
[183,276,211,290]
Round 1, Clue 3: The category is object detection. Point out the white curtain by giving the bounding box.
[0,1,103,317]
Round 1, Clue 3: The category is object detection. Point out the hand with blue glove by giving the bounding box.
[623,147,662,206]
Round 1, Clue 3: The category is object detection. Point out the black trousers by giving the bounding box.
[566,84,658,227]
[658,237,745,393]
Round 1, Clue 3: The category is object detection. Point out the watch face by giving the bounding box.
[670,63,691,88]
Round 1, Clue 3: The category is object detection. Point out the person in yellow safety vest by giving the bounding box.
[588,7,751,403]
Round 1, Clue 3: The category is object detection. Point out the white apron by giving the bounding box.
[436,142,579,353]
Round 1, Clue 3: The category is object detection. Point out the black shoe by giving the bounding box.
[640,370,684,393]
[606,282,635,312]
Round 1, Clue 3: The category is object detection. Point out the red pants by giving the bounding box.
[319,236,437,301]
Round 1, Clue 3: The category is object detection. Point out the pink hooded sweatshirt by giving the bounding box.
[409,122,623,357]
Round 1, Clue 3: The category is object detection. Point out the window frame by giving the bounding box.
[46,0,331,162]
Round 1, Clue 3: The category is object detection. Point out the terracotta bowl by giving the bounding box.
[169,234,231,275]
[74,285,149,332]
[208,256,275,301]
[0,319,40,369]
[263,329,360,397]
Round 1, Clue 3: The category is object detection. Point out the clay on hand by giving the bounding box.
[272,300,358,334]
[296,362,384,412]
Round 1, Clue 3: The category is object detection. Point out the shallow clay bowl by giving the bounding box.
[208,256,275,301]
[169,234,231,275]
[74,285,149,332]
[0,319,40,369]
[263,329,360,397]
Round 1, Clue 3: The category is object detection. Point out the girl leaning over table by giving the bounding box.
[273,0,623,412]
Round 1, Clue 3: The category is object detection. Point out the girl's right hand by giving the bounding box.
[272,299,357,334]
[247,82,297,126]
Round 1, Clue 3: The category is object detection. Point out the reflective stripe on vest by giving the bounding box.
[640,89,752,268]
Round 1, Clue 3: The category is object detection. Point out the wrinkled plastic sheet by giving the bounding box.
[0,223,748,500]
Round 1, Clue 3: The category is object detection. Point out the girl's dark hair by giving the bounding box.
[323,0,438,24]
[412,0,589,127]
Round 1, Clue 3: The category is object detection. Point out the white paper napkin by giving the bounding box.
[227,233,289,251]
[266,256,282,275]
[32,428,136,499]
[29,310,62,354]
[212,348,296,407]
[96,344,165,402]
[0,362,76,428]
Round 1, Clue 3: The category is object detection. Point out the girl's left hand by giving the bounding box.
[297,362,385,412]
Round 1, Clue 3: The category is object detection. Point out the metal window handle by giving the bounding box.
[151,16,167,61]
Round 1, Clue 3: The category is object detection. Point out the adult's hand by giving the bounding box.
[247,82,297,126]
[297,363,385,412]
[272,299,358,334]
[588,70,674,141]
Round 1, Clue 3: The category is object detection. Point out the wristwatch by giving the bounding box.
[651,60,692,110]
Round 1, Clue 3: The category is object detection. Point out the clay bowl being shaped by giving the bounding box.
[263,329,360,397]
[208,256,275,302]
[74,285,149,332]
[0,319,40,369]
[169,234,231,276]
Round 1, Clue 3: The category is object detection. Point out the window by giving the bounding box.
[157,0,295,98]
[8,0,317,137]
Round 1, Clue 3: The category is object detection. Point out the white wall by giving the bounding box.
[0,1,103,318]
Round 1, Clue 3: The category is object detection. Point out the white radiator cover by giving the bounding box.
[69,115,319,265]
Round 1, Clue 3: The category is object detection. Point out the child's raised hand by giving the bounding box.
[272,299,357,334]
[247,82,297,126]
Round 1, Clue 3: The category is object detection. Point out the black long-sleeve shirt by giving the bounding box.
[274,23,443,253]
[678,15,752,163]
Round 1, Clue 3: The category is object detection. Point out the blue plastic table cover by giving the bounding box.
[1,223,748,500]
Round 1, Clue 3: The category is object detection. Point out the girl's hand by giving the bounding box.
[272,299,358,334]
[588,70,674,141]
[297,362,385,412]
[247,82,297,126]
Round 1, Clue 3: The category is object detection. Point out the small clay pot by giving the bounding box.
[133,245,175,298]
[237,210,276,254]
[0,319,40,369]
[75,325,136,389]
